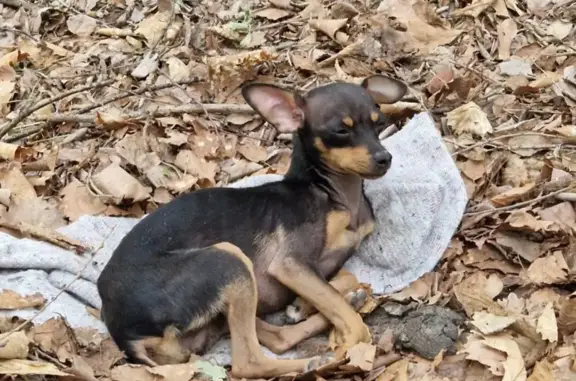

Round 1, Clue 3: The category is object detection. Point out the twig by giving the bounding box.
[0,79,115,139]
[451,132,571,156]
[32,103,256,124]
[76,78,202,114]
[0,0,34,9]
[0,219,89,253]
[464,184,576,217]
[0,229,112,346]
[555,192,576,202]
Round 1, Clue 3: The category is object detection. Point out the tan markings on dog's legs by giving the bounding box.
[268,257,371,360]
[215,242,321,378]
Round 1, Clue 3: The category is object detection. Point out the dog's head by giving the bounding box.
[241,75,407,179]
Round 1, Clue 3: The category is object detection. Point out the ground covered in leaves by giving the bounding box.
[1,0,576,380]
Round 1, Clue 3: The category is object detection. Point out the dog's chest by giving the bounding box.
[324,208,375,254]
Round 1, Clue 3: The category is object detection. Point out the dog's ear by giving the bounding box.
[361,75,408,104]
[241,83,305,133]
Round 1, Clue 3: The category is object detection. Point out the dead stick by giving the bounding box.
[33,103,256,124]
[0,79,115,139]
[76,78,202,114]
[464,184,576,217]
[0,219,89,254]
[0,0,33,9]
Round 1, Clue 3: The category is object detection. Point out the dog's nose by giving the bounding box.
[374,150,392,166]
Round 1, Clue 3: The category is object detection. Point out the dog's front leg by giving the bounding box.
[268,257,371,358]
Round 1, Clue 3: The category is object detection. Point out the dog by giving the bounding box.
[96,74,407,378]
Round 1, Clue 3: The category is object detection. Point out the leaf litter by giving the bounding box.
[1,0,576,380]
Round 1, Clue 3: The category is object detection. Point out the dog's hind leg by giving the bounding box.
[213,243,326,379]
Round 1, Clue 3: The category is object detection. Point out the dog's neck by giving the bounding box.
[285,133,365,226]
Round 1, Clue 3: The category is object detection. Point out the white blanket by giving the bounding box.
[0,112,467,364]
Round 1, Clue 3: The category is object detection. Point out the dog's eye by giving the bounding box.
[334,128,350,136]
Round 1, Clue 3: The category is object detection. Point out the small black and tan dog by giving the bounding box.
[97,75,407,378]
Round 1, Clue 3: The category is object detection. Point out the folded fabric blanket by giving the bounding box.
[0,111,467,364]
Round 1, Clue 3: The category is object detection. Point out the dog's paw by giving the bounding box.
[304,354,335,373]
[346,288,368,311]
[285,304,306,324]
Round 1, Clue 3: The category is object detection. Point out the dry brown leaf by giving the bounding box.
[59,178,107,221]
[67,14,97,36]
[31,318,75,362]
[462,334,506,375]
[135,10,171,46]
[255,7,292,20]
[453,272,503,317]
[453,0,496,17]
[457,159,486,181]
[131,52,159,79]
[0,359,71,376]
[490,182,535,207]
[220,158,263,182]
[0,165,36,202]
[494,231,544,262]
[538,202,576,230]
[376,0,462,54]
[527,359,554,381]
[91,164,151,203]
[111,363,198,381]
[497,18,517,60]
[483,335,527,381]
[0,289,44,309]
[529,71,563,89]
[557,297,576,334]
[0,331,30,359]
[341,343,376,371]
[536,302,558,342]
[376,358,409,381]
[238,143,268,163]
[309,18,348,40]
[447,102,493,138]
[174,150,218,184]
[524,252,569,285]
[388,277,431,302]
[506,211,556,232]
[65,354,98,381]
[471,311,517,335]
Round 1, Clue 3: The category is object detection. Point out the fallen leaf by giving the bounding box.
[376,358,409,381]
[131,52,159,79]
[452,0,495,17]
[255,8,292,20]
[91,163,152,203]
[447,102,493,138]
[524,252,569,285]
[174,150,218,184]
[557,297,576,334]
[135,10,171,46]
[462,334,506,375]
[341,343,376,371]
[0,289,44,309]
[527,359,554,381]
[536,302,558,342]
[538,202,576,230]
[0,165,36,202]
[59,178,107,221]
[490,182,535,207]
[65,354,98,381]
[483,335,527,381]
[471,311,516,335]
[0,359,71,376]
[67,14,97,36]
[494,231,544,262]
[499,59,533,76]
[194,360,227,381]
[547,20,573,40]
[497,19,517,60]
[238,143,268,162]
[31,318,75,362]
[506,211,555,232]
[0,331,30,359]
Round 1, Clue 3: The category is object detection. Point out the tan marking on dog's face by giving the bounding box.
[370,112,379,122]
[314,137,373,175]
[342,116,354,128]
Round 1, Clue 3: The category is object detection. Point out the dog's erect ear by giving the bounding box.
[241,83,305,133]
[361,75,408,104]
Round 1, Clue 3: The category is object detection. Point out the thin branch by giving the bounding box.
[0,79,115,139]
[0,0,34,9]
[76,78,203,114]
[32,103,256,124]
[464,185,576,217]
